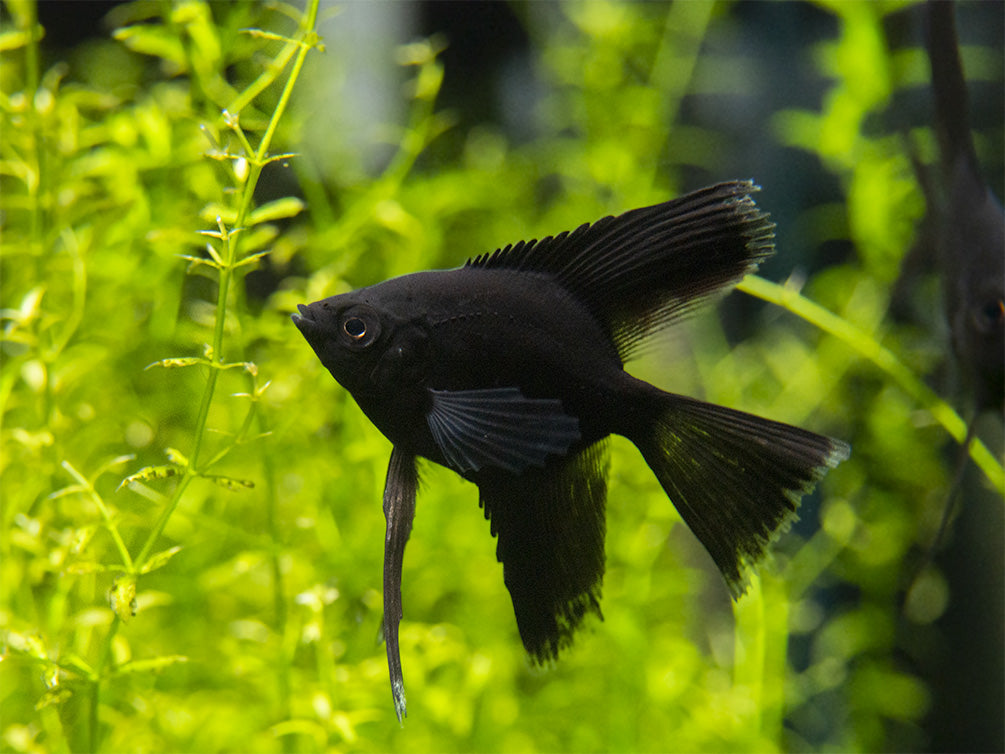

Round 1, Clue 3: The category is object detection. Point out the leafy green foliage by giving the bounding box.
[1,1,1001,752]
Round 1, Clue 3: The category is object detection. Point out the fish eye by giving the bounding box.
[974,296,1004,334]
[343,317,367,340]
[339,307,381,348]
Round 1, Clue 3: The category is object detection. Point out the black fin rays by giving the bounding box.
[466,181,774,360]
[474,441,610,663]
[636,393,850,596]
[427,387,581,474]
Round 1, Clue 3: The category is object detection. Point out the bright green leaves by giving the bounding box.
[184,196,305,276]
[118,442,257,493]
[113,24,187,72]
[2,2,322,751]
[775,2,894,163]
[113,0,234,107]
[248,196,306,226]
[119,462,181,489]
[810,2,895,159]
[145,353,258,374]
[115,0,320,514]
[533,1,719,206]
[1,287,45,345]
[56,460,136,573]
[0,24,38,55]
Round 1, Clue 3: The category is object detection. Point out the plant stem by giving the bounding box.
[134,0,320,573]
[258,413,294,752]
[61,462,134,572]
[89,616,121,754]
[134,474,194,572]
[22,0,43,273]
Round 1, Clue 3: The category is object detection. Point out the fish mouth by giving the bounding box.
[291,303,314,331]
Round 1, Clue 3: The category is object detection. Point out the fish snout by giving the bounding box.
[291,303,319,333]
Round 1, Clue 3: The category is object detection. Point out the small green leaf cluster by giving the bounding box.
[2,1,322,751]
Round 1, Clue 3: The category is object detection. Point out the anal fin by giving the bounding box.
[474,441,609,662]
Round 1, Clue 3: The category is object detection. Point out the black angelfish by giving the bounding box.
[918,0,1004,415]
[896,1,1004,595]
[292,181,849,721]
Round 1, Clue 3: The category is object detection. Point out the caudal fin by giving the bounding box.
[634,392,849,596]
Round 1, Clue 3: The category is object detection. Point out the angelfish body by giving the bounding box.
[315,267,650,464]
[292,182,849,721]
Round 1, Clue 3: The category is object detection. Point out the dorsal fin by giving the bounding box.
[465,181,774,360]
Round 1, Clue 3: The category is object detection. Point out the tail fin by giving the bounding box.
[634,392,849,596]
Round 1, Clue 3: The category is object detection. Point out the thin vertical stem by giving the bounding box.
[134,0,321,572]
[89,616,121,753]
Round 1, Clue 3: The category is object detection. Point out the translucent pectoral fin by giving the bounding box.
[426,387,581,474]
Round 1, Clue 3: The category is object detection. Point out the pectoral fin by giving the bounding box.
[426,387,581,473]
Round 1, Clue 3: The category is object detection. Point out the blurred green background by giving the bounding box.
[1,1,1002,752]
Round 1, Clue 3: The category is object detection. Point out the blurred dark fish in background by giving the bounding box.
[889,6,1005,749]
[923,0,1004,416]
[897,0,1004,560]
[294,181,849,721]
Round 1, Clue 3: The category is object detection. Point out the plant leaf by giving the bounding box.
[145,357,210,370]
[0,28,33,52]
[65,561,116,575]
[234,250,271,270]
[112,655,189,676]
[113,25,186,68]
[204,474,255,491]
[248,197,304,225]
[164,447,189,466]
[140,546,183,574]
[118,465,180,490]
[109,575,137,622]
